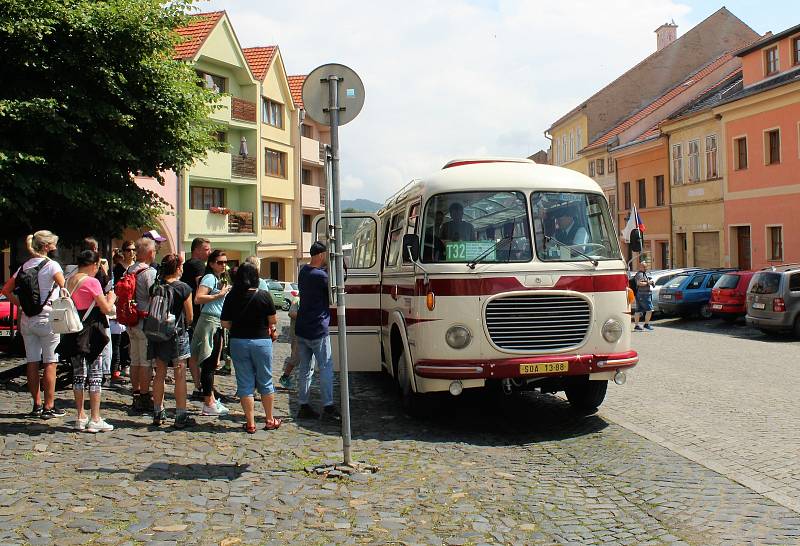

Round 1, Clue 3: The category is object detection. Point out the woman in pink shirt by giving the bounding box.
[66,250,117,433]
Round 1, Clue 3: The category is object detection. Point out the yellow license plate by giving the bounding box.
[520,361,568,375]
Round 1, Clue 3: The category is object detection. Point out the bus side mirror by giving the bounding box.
[403,234,420,262]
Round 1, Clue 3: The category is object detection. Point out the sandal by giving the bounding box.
[243,423,257,434]
[264,418,282,431]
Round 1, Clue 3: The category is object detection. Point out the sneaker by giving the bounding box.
[201,404,221,416]
[190,390,204,402]
[322,405,341,422]
[29,404,43,418]
[152,409,167,427]
[173,413,196,429]
[74,416,89,431]
[296,404,319,420]
[111,371,124,384]
[215,400,230,415]
[279,375,295,390]
[644,324,654,331]
[633,325,643,331]
[41,407,66,419]
[121,366,130,377]
[86,418,114,433]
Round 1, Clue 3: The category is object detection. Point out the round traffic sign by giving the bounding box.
[302,63,365,126]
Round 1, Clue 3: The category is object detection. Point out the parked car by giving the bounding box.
[710,271,756,321]
[279,281,299,311]
[0,295,18,350]
[745,265,800,336]
[262,279,286,310]
[658,269,733,318]
[629,268,703,314]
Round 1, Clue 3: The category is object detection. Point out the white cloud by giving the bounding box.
[201,0,699,203]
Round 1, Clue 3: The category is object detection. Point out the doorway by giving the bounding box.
[736,226,751,270]
[674,233,687,268]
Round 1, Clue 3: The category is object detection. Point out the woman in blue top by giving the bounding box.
[190,249,231,416]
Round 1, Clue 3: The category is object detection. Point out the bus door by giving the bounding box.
[313,213,382,372]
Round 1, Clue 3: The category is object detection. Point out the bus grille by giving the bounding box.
[485,294,591,351]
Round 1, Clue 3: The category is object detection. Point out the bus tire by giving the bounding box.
[565,378,607,415]
[396,345,430,418]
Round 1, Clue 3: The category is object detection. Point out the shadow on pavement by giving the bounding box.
[652,316,799,343]
[78,462,250,481]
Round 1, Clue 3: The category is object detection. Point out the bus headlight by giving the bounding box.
[602,318,624,343]
[445,325,472,349]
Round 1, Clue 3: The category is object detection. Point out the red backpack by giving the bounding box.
[114,267,149,326]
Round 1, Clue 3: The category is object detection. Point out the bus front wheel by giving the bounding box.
[565,378,607,415]
[396,346,430,418]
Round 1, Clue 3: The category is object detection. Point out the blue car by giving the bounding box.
[658,269,735,318]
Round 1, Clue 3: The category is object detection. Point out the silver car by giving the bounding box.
[745,265,800,337]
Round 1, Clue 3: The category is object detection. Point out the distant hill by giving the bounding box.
[341,198,383,212]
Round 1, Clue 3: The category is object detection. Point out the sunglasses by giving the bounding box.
[123,248,135,252]
[215,260,228,265]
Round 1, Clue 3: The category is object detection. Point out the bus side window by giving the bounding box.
[350,218,377,269]
[403,202,420,264]
[386,211,405,267]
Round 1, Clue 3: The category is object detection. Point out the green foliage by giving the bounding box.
[0,0,218,242]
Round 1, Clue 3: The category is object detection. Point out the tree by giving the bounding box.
[0,0,218,244]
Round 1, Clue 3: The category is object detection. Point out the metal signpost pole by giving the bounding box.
[326,75,353,466]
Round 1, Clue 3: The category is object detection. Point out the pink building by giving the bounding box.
[116,171,180,255]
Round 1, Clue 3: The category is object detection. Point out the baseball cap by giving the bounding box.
[142,229,167,242]
[309,241,327,256]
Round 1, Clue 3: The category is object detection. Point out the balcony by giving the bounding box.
[231,97,257,124]
[302,231,312,255]
[231,155,257,179]
[209,95,231,123]
[301,136,325,165]
[302,184,326,211]
[187,209,255,236]
[190,150,231,180]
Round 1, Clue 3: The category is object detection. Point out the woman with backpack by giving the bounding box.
[220,262,280,433]
[1,230,66,419]
[147,254,194,429]
[65,250,117,432]
[189,249,231,417]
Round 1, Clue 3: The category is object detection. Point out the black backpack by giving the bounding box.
[142,281,180,342]
[14,258,55,317]
[628,274,638,291]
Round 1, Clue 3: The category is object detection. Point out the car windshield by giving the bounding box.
[421,191,532,263]
[654,275,674,286]
[531,191,620,262]
[665,275,688,288]
[715,274,740,290]
[291,283,298,290]
[268,282,283,291]
[750,272,781,294]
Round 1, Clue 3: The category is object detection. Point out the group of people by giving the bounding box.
[1,229,341,434]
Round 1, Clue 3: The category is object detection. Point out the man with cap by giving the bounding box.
[439,202,475,242]
[553,207,589,246]
[295,241,340,421]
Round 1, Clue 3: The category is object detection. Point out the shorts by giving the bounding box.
[20,313,60,364]
[148,331,190,365]
[230,337,274,397]
[127,325,151,368]
[635,292,654,312]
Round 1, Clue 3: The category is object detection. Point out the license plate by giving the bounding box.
[752,302,766,310]
[520,361,568,375]
[0,330,10,337]
[662,294,672,300]
[712,304,723,310]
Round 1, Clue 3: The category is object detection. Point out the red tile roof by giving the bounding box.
[288,75,306,108]
[242,46,278,81]
[582,53,735,153]
[174,11,225,60]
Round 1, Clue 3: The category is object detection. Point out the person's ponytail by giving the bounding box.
[25,234,35,255]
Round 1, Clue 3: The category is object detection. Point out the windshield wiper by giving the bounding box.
[467,236,513,269]
[544,235,599,266]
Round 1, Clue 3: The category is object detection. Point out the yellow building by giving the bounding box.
[548,113,589,174]
[243,46,299,281]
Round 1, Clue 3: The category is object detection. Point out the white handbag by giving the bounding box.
[50,276,96,335]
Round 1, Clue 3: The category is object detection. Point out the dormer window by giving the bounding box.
[197,71,225,94]
[793,37,800,66]
[765,46,779,76]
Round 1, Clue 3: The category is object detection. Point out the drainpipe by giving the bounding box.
[176,170,183,255]
[296,108,306,280]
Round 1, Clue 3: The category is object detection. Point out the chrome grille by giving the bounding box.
[485,294,591,351]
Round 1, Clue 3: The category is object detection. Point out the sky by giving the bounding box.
[200,0,796,204]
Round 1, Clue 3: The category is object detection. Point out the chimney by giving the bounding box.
[655,20,678,51]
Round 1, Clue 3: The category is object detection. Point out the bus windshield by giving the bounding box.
[531,191,621,262]
[421,191,532,263]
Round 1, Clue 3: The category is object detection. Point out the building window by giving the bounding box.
[301,124,313,138]
[190,186,224,210]
[768,226,783,261]
[794,37,800,66]
[197,71,225,93]
[672,144,683,185]
[734,137,748,170]
[705,135,718,179]
[262,201,284,229]
[688,139,700,182]
[262,98,283,128]
[596,158,604,175]
[265,148,287,178]
[609,194,617,217]
[302,214,312,232]
[623,182,631,210]
[562,136,567,163]
[637,179,646,209]
[608,157,615,173]
[576,127,582,153]
[301,168,312,185]
[766,129,780,165]
[588,160,595,177]
[765,46,779,76]
[655,175,665,206]
[569,131,574,160]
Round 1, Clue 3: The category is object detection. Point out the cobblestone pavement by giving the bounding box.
[601,316,800,515]
[1,312,799,545]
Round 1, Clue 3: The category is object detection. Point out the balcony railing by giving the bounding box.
[301,136,326,165]
[231,97,257,123]
[231,155,257,179]
[228,211,254,233]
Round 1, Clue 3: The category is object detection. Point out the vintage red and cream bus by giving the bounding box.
[315,158,637,414]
